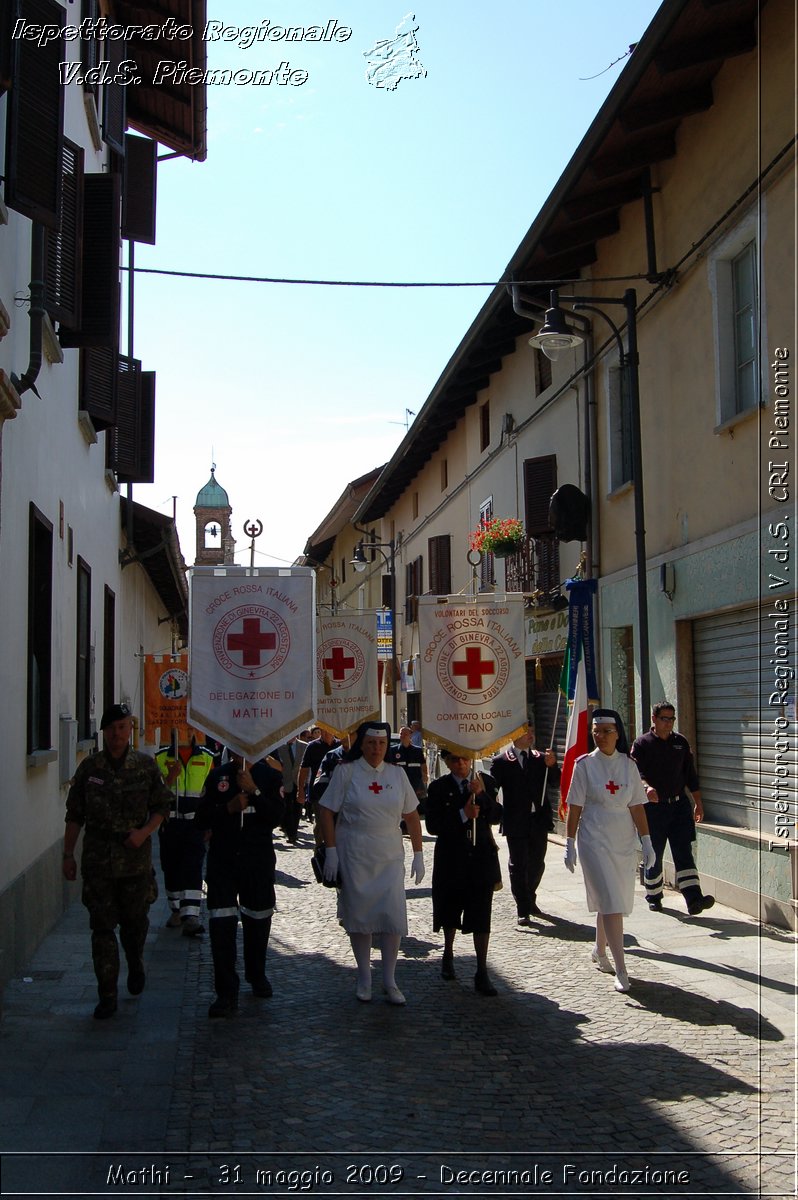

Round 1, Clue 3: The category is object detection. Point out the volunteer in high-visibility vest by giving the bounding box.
[156,740,216,936]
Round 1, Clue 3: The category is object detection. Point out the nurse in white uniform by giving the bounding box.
[319,722,425,1005]
[563,709,655,993]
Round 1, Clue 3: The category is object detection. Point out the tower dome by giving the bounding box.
[193,465,235,566]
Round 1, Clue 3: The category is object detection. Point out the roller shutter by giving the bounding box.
[693,604,796,831]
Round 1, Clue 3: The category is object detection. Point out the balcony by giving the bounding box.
[503,533,561,599]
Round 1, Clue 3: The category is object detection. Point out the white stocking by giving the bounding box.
[350,933,372,989]
[595,913,607,955]
[602,913,625,974]
[379,933,401,989]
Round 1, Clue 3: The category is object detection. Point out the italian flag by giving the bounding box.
[558,646,590,819]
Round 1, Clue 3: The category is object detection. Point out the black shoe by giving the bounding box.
[93,995,118,1020]
[516,915,531,928]
[474,971,498,997]
[647,898,663,912]
[441,957,456,981]
[528,903,543,917]
[208,995,238,1018]
[126,966,146,995]
[248,975,273,998]
[688,894,715,916]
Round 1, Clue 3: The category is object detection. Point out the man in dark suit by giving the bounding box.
[425,748,502,995]
[490,723,560,925]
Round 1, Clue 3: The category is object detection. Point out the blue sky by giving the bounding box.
[130,1,662,567]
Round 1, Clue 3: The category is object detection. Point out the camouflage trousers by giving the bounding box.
[82,874,151,998]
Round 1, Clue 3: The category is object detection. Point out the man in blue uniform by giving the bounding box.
[630,701,715,916]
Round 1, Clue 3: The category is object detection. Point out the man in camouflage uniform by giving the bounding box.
[63,703,172,1019]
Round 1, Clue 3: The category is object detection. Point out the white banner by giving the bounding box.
[188,567,316,760]
[418,593,528,757]
[316,615,379,737]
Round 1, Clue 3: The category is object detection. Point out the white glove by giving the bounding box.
[410,850,425,884]
[323,846,339,883]
[640,834,656,870]
[564,837,577,873]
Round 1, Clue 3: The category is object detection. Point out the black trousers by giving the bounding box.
[280,788,301,842]
[506,822,549,915]
[643,797,703,907]
[206,852,275,998]
[159,819,206,917]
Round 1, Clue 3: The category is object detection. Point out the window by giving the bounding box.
[103,587,116,716]
[404,556,423,624]
[524,456,559,594]
[710,222,761,426]
[608,363,634,491]
[478,497,493,590]
[28,505,53,754]
[428,535,452,595]
[59,173,122,349]
[479,402,490,452]
[106,365,156,484]
[535,350,552,395]
[76,559,92,740]
[440,458,448,491]
[411,492,419,520]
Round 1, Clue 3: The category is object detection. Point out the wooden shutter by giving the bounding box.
[381,574,393,609]
[80,347,117,431]
[4,0,65,229]
[60,174,121,348]
[0,0,15,96]
[101,33,127,154]
[524,455,559,593]
[404,557,423,623]
[122,134,157,244]
[428,535,451,594]
[136,371,156,484]
[107,355,142,479]
[44,139,84,328]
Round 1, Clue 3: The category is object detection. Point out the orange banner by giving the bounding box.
[143,653,202,746]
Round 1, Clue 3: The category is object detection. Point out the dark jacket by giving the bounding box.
[490,747,560,838]
[194,759,284,866]
[425,771,502,890]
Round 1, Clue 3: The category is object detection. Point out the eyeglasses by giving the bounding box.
[655,715,676,722]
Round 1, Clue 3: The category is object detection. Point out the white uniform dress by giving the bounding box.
[321,757,418,935]
[567,749,647,915]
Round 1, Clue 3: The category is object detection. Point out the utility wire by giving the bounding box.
[121,266,651,289]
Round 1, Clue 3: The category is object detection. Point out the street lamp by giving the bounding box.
[351,538,398,731]
[529,288,650,723]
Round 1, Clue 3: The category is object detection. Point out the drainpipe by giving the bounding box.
[11,224,45,398]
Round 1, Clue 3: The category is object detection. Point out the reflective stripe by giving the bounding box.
[240,905,275,920]
[180,903,201,917]
[242,806,257,815]
[183,889,203,902]
[676,870,700,890]
[645,870,663,887]
[208,906,240,919]
[169,811,197,820]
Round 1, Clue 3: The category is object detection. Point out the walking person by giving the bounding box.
[564,709,656,993]
[155,738,215,935]
[425,749,502,995]
[490,723,559,924]
[631,701,715,916]
[318,722,425,1005]
[194,752,284,1018]
[62,703,172,1019]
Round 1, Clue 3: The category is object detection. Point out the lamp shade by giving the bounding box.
[529,303,584,361]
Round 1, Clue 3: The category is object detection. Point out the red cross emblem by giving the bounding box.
[322,645,356,680]
[226,618,277,667]
[451,646,496,690]
[605,780,620,795]
[368,781,383,794]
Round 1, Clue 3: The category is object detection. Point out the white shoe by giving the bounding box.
[590,946,614,974]
[355,982,372,1003]
[383,985,406,1006]
[614,968,631,993]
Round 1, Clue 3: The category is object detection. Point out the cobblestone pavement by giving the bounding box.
[1,826,795,1198]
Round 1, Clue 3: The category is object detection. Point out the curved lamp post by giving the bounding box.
[529,288,650,723]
